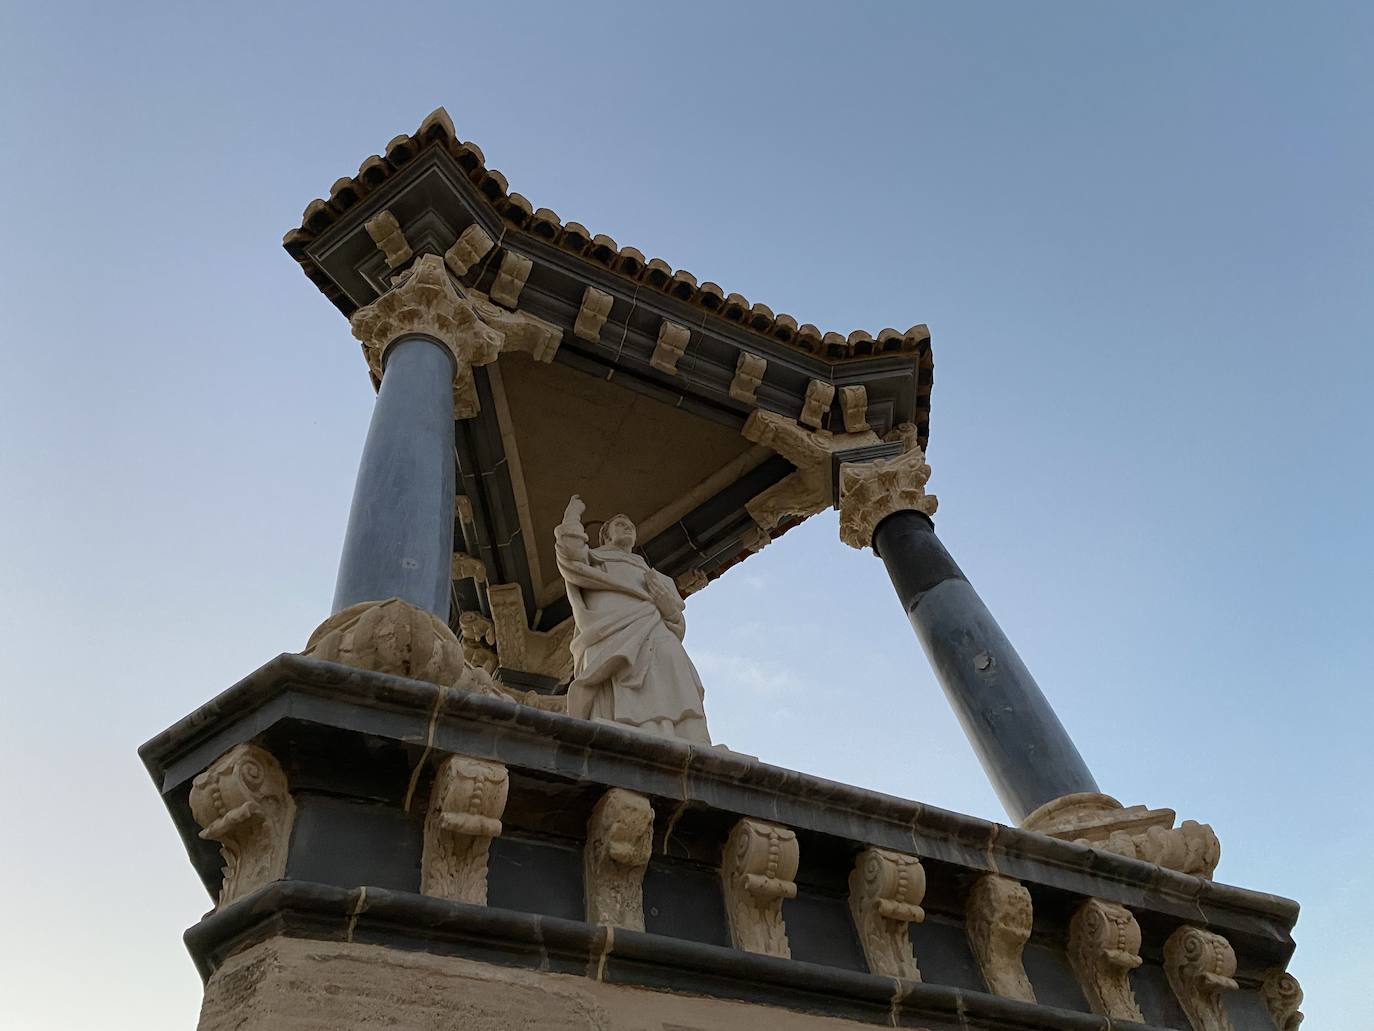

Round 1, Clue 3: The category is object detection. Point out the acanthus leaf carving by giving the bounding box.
[1260,968,1304,1031]
[1164,925,1238,1031]
[837,435,937,551]
[848,847,926,980]
[584,788,655,930]
[1068,898,1144,1021]
[420,754,509,905]
[189,743,296,909]
[349,254,560,419]
[965,874,1035,1003]
[721,818,799,958]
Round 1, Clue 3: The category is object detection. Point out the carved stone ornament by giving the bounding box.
[722,818,799,958]
[729,352,767,402]
[306,597,468,687]
[444,223,494,277]
[1023,792,1221,879]
[837,442,938,551]
[487,581,575,680]
[458,611,498,674]
[848,847,926,980]
[651,320,691,374]
[965,874,1035,1003]
[799,379,836,429]
[1163,925,1238,1031]
[1260,968,1304,1030]
[1067,898,1144,1022]
[675,568,709,597]
[349,253,560,418]
[741,409,883,532]
[574,286,613,342]
[839,384,870,433]
[189,743,296,909]
[584,788,655,930]
[420,754,509,905]
[452,551,489,584]
[490,250,532,308]
[365,209,412,268]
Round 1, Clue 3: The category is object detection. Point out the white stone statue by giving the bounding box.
[554,495,711,744]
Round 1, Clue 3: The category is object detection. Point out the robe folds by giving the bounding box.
[554,520,710,744]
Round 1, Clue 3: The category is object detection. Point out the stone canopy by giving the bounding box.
[283,107,934,687]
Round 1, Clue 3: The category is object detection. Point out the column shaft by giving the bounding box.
[873,511,1098,823]
[332,336,456,619]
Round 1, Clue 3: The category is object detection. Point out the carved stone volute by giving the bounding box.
[965,874,1035,1003]
[1164,925,1238,1031]
[584,788,654,930]
[189,743,296,908]
[1068,898,1144,1021]
[1260,968,1304,1030]
[420,754,509,905]
[721,818,799,957]
[848,847,926,980]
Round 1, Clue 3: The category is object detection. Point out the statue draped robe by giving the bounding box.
[554,519,711,744]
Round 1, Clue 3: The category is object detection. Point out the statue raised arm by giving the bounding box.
[553,496,710,744]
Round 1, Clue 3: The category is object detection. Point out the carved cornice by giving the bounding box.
[721,818,799,958]
[965,874,1035,1003]
[584,788,654,930]
[349,253,561,418]
[837,439,938,551]
[1164,925,1238,1031]
[1068,898,1143,1021]
[420,754,509,905]
[848,847,926,980]
[189,743,296,909]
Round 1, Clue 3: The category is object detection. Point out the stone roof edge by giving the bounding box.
[282,107,935,371]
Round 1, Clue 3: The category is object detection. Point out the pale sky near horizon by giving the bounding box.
[1,2,1370,1027]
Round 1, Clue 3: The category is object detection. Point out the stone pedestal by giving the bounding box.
[143,655,1299,1031]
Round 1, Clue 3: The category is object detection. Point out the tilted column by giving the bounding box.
[838,444,1098,823]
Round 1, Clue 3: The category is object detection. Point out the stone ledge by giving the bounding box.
[189,880,1167,1031]
[140,653,1299,962]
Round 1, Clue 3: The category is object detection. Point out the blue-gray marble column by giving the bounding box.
[332,335,456,620]
[872,510,1098,823]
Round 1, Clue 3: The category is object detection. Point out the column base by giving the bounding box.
[1021,792,1221,878]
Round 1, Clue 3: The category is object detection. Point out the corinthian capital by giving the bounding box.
[349,253,561,417]
[837,440,938,550]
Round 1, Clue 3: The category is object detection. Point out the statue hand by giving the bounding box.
[563,494,586,523]
[646,575,678,615]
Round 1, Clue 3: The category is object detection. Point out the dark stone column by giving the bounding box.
[332,335,456,620]
[873,510,1098,823]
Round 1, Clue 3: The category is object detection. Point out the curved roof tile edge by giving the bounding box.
[283,107,935,373]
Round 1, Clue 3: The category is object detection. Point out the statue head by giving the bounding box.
[598,513,636,551]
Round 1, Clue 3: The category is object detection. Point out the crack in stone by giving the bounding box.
[403,684,447,812]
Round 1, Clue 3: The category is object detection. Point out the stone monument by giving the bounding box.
[141,107,1304,1031]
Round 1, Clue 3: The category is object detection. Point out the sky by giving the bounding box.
[0,2,1369,1027]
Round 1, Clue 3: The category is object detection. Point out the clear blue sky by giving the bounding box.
[2,3,1369,1026]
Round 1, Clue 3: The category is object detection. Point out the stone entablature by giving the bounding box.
[148,655,1298,1031]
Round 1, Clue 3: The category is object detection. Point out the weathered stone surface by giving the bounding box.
[741,409,882,532]
[421,754,509,905]
[837,439,938,550]
[197,936,915,1031]
[651,320,690,374]
[839,384,870,432]
[584,787,654,930]
[490,250,532,308]
[848,846,925,980]
[1260,968,1304,1030]
[1023,792,1221,878]
[729,352,766,402]
[1164,925,1238,1031]
[364,209,412,268]
[722,817,798,958]
[189,744,295,909]
[1067,897,1143,1021]
[573,286,613,342]
[965,874,1035,1003]
[444,223,494,276]
[799,379,836,429]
